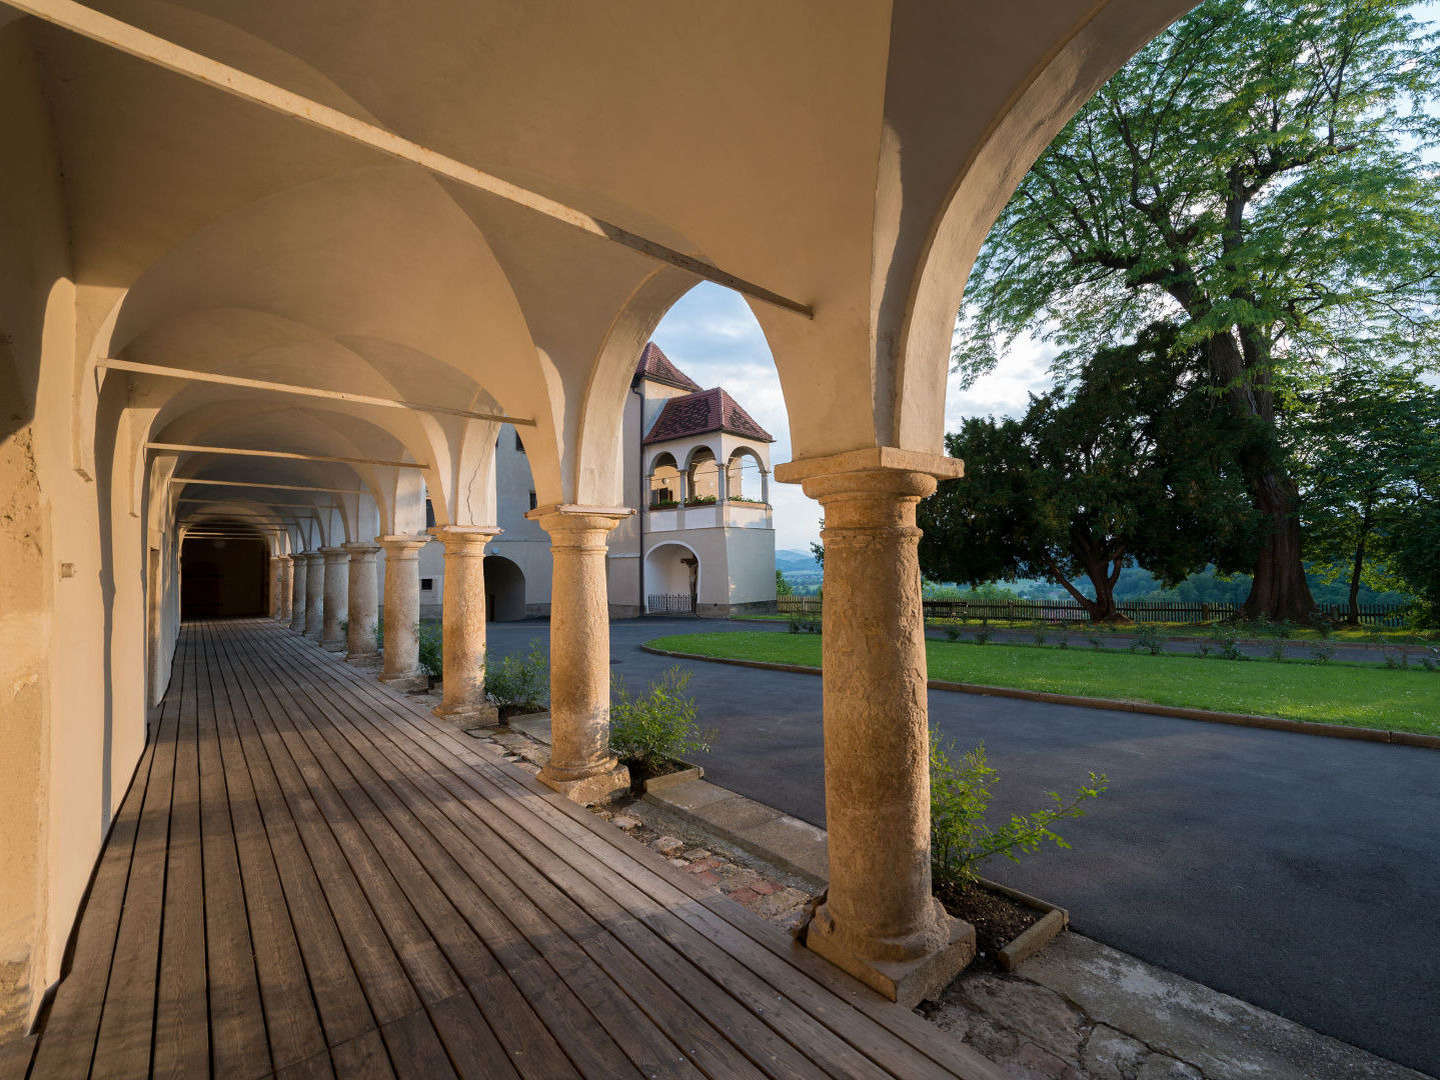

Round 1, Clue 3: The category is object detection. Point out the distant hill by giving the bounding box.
[775,549,821,572]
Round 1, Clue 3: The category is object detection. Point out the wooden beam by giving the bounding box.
[104,359,533,426]
[175,498,341,510]
[170,478,364,495]
[10,0,813,318]
[149,442,428,470]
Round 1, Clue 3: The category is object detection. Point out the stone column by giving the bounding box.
[320,547,350,651]
[377,534,427,686]
[525,505,632,804]
[268,556,285,618]
[279,555,294,621]
[774,448,973,1007]
[289,552,308,631]
[431,525,502,725]
[343,542,381,660]
[303,551,325,640]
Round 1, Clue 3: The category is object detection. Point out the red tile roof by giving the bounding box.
[643,387,775,445]
[634,341,702,392]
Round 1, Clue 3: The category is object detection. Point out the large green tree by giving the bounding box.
[955,0,1440,620]
[920,328,1257,621]
[1290,363,1435,623]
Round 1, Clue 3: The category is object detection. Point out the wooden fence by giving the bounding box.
[775,594,1409,627]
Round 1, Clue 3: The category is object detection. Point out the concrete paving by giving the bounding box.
[486,617,1440,1077]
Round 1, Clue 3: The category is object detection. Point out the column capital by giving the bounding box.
[320,546,349,561]
[376,533,430,553]
[775,446,963,495]
[525,503,632,534]
[429,524,502,553]
[341,541,381,557]
[301,550,325,563]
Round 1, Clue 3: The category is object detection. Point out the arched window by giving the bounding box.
[648,453,680,508]
[685,447,720,505]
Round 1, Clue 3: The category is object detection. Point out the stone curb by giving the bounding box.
[640,645,1440,751]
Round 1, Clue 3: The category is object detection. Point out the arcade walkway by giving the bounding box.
[23,620,993,1080]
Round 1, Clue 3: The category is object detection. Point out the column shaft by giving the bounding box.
[268,557,284,618]
[788,454,973,1006]
[343,543,381,660]
[289,554,308,631]
[320,548,350,651]
[303,552,324,639]
[432,526,501,724]
[377,535,427,686]
[279,556,294,621]
[527,506,631,804]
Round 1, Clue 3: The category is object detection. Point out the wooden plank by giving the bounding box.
[426,992,522,1080]
[89,643,185,1079]
[378,1009,458,1080]
[198,623,331,1071]
[226,625,628,1080]
[257,628,921,1080]
[28,733,162,1078]
[327,1030,392,1080]
[265,637,857,1080]
[270,633,988,1080]
[243,630,744,1080]
[190,623,279,1078]
[153,627,211,1079]
[211,629,422,1032]
[208,628,382,1049]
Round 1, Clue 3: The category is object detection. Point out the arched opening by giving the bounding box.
[644,542,699,614]
[725,447,768,505]
[684,447,720,505]
[483,555,527,621]
[180,532,268,617]
[647,452,681,508]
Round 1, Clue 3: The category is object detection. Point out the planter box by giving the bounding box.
[639,760,705,794]
[978,876,1069,971]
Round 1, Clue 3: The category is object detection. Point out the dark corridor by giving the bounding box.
[180,537,268,618]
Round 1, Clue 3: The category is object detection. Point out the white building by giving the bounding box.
[418,342,777,619]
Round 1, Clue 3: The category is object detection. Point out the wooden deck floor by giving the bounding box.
[25,619,995,1080]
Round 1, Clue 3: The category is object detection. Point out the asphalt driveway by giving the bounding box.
[487,617,1440,1077]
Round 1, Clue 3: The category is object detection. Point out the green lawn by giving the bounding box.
[647,631,1440,735]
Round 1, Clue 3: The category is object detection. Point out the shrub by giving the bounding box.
[1383,648,1410,670]
[486,642,549,711]
[609,667,711,773]
[929,734,1107,890]
[944,624,963,642]
[1197,641,1213,658]
[1132,626,1164,656]
[1308,643,1335,665]
[1087,636,1105,650]
[1419,648,1439,673]
[1218,634,1243,661]
[417,623,442,678]
[1266,640,1287,663]
[971,627,992,646]
[1032,630,1048,646]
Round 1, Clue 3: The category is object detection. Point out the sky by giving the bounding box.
[649,283,1054,553]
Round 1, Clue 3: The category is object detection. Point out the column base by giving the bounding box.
[433,701,500,727]
[346,648,380,663]
[321,639,347,652]
[803,898,975,1007]
[538,760,632,806]
[378,668,426,691]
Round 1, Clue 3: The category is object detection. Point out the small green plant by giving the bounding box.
[1383,648,1410,670]
[375,614,385,650]
[1056,636,1069,650]
[1088,636,1105,650]
[1266,640,1286,663]
[971,627,992,645]
[486,642,549,712]
[1132,626,1164,656]
[1218,634,1243,661]
[944,624,963,642]
[1308,643,1334,665]
[1032,629,1048,646]
[929,733,1107,890]
[1197,641,1213,658]
[1419,649,1439,673]
[417,623,443,679]
[609,667,712,775]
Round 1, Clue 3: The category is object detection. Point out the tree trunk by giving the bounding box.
[1346,498,1373,627]
[1241,467,1316,622]
[1048,551,1130,623]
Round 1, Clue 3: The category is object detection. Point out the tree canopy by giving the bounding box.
[954,0,1440,620]
[920,328,1257,620]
